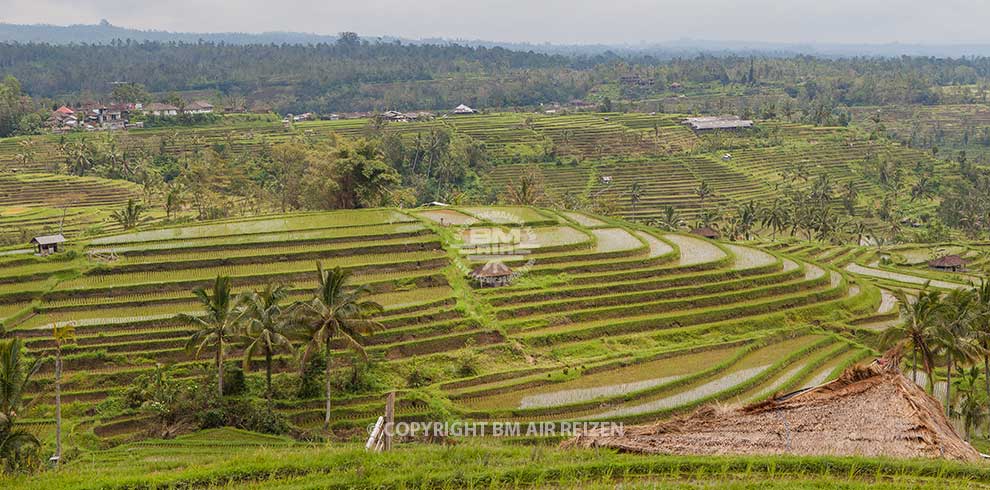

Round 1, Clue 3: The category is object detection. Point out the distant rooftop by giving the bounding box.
[683,115,754,131]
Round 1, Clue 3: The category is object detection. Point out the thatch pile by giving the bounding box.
[566,355,982,462]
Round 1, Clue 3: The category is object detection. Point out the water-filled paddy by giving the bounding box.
[460,344,740,411]
[592,335,825,418]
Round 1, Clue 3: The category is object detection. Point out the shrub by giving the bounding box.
[222,364,247,396]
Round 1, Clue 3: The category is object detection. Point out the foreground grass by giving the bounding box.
[5,432,990,489]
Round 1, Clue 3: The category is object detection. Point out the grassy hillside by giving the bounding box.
[5,430,989,489]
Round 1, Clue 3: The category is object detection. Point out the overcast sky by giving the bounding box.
[2,0,988,45]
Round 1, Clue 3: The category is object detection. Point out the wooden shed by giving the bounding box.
[470,260,514,287]
[31,234,66,256]
[690,226,720,240]
[928,254,966,272]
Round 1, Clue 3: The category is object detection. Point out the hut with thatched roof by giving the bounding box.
[928,254,966,272]
[690,226,720,240]
[470,260,514,287]
[565,354,982,462]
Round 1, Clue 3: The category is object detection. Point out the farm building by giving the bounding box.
[31,234,66,255]
[691,226,720,240]
[471,260,514,287]
[566,355,982,462]
[184,100,214,114]
[928,254,966,271]
[453,104,477,115]
[683,115,754,131]
[144,103,180,117]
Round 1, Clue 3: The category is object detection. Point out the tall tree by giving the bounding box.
[178,276,244,397]
[0,339,41,472]
[297,265,383,430]
[52,323,76,467]
[881,287,944,389]
[111,198,145,230]
[629,181,643,211]
[973,280,990,401]
[241,283,295,402]
[936,288,980,414]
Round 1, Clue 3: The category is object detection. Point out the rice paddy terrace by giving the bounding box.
[0,205,887,444]
[483,125,947,222]
[0,112,952,238]
[0,172,143,238]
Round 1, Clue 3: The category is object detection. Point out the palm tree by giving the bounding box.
[241,283,295,402]
[881,287,943,389]
[177,276,244,397]
[297,264,383,430]
[629,181,643,211]
[504,166,544,205]
[651,205,683,231]
[0,339,41,471]
[973,280,990,401]
[760,199,789,240]
[111,198,145,230]
[936,288,980,414]
[951,366,986,441]
[694,180,713,204]
[52,323,76,466]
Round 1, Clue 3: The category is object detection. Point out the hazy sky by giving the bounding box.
[2,0,988,45]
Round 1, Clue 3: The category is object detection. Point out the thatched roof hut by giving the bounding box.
[470,260,514,287]
[929,254,966,271]
[565,355,981,462]
[690,226,720,240]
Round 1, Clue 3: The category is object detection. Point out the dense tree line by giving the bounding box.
[9,37,990,114]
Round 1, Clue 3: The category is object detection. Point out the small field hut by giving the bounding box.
[690,226,720,240]
[31,234,66,256]
[471,260,514,287]
[928,254,966,272]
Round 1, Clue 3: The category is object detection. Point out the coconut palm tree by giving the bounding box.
[760,199,789,240]
[694,180,713,205]
[629,181,643,211]
[297,264,383,430]
[177,275,244,397]
[0,339,41,471]
[951,366,987,441]
[651,205,683,231]
[52,323,76,466]
[881,287,944,389]
[936,288,981,414]
[973,280,990,401]
[240,283,295,402]
[111,198,145,230]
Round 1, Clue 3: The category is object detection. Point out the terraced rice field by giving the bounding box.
[4,205,882,442]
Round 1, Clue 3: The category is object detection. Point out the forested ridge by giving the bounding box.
[7,37,990,114]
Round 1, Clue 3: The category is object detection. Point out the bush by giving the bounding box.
[298,354,324,399]
[222,364,247,396]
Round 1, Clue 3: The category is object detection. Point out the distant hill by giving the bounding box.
[8,21,990,58]
[0,19,349,45]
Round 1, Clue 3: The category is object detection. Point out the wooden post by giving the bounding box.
[384,391,395,451]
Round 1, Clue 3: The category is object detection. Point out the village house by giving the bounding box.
[453,104,477,115]
[380,110,410,122]
[46,106,78,132]
[144,102,180,117]
[184,100,214,114]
